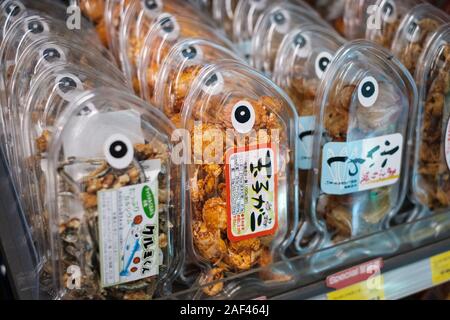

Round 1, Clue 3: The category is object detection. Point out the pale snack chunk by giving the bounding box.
[411,24,450,212]
[154,38,242,126]
[251,1,333,76]
[391,3,449,76]
[137,12,237,104]
[181,60,298,296]
[46,88,183,299]
[272,24,345,251]
[305,41,417,246]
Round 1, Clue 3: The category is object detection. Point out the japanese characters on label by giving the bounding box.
[225,145,278,242]
[321,134,403,195]
[298,116,315,170]
[98,160,160,287]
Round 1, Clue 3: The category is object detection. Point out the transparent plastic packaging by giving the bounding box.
[45,87,184,299]
[411,23,450,213]
[232,0,317,60]
[137,13,237,103]
[119,0,214,93]
[251,2,332,76]
[181,60,298,297]
[272,24,346,251]
[104,0,132,64]
[391,3,449,76]
[154,38,243,126]
[80,0,110,46]
[344,0,421,47]
[304,40,417,248]
[211,0,238,37]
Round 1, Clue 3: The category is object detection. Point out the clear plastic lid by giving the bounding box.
[45,87,184,299]
[154,38,243,126]
[305,40,417,247]
[232,0,317,60]
[137,13,237,103]
[272,25,345,252]
[180,60,298,296]
[391,3,449,76]
[411,23,450,212]
[104,0,132,64]
[251,2,332,76]
[119,0,214,91]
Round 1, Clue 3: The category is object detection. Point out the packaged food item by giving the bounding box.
[251,2,332,75]
[232,0,317,60]
[9,64,128,269]
[312,0,346,35]
[411,23,450,212]
[119,0,214,93]
[104,0,132,64]
[391,3,449,75]
[305,40,417,246]
[211,0,238,37]
[181,60,298,296]
[344,0,421,48]
[272,24,345,250]
[45,87,183,299]
[154,38,243,126]
[137,13,237,103]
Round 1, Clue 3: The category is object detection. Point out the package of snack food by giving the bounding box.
[80,0,108,45]
[411,23,450,212]
[45,87,183,299]
[232,0,317,60]
[119,0,214,93]
[181,60,298,296]
[154,38,243,126]
[391,3,449,76]
[104,0,132,64]
[251,2,333,76]
[272,24,346,251]
[137,12,237,103]
[304,40,417,246]
[312,0,346,35]
[211,0,238,37]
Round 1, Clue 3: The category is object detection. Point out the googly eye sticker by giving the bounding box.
[292,33,311,58]
[315,51,333,79]
[231,100,256,134]
[381,0,397,23]
[2,1,25,18]
[55,73,84,102]
[271,9,291,34]
[103,134,134,169]
[250,0,268,10]
[405,20,420,43]
[358,76,379,108]
[23,16,49,37]
[157,13,180,42]
[180,44,203,64]
[201,72,224,95]
[142,0,163,18]
[39,45,66,66]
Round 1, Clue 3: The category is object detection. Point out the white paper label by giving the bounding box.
[98,160,160,287]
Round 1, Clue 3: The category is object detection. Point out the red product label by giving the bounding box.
[326,258,384,290]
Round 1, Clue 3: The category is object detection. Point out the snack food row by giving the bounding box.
[0,0,448,300]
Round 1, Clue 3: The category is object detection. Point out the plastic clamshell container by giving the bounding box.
[45,87,184,299]
[232,0,316,60]
[154,38,243,126]
[272,24,346,251]
[119,0,214,93]
[411,23,450,213]
[251,2,332,76]
[180,60,299,297]
[305,40,417,247]
[137,13,237,104]
[391,3,450,76]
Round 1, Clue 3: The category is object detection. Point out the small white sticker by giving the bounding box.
[98,160,161,288]
[445,117,450,171]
